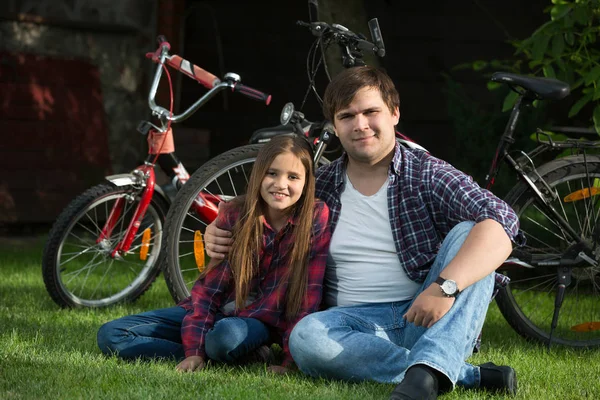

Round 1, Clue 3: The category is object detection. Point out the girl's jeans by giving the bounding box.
[97,307,270,362]
[289,221,494,388]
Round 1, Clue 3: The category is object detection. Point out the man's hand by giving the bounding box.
[204,220,233,259]
[176,355,206,372]
[403,284,455,328]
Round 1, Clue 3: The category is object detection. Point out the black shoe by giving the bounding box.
[390,365,439,400]
[479,362,517,396]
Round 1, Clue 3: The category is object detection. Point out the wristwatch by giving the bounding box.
[435,277,460,298]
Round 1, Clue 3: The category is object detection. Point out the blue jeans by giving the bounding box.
[97,306,271,362]
[289,221,494,388]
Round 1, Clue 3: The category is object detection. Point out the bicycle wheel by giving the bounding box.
[42,182,169,308]
[162,144,330,303]
[496,155,600,348]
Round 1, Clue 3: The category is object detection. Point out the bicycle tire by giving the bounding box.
[42,182,169,308]
[496,155,600,348]
[162,143,330,303]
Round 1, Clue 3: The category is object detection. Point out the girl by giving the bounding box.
[97,135,330,373]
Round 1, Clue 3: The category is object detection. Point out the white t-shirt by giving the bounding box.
[324,175,421,307]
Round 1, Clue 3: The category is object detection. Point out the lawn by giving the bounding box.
[1,236,599,399]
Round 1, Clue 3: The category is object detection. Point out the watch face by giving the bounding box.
[441,280,458,295]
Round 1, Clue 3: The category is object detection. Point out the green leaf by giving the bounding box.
[562,14,575,28]
[565,32,575,46]
[528,60,543,69]
[572,4,589,25]
[473,60,488,71]
[550,4,571,20]
[487,81,502,91]
[529,130,568,142]
[571,77,585,90]
[530,20,553,38]
[543,64,557,78]
[502,90,519,112]
[568,92,593,118]
[594,105,600,135]
[532,34,551,60]
[452,62,475,71]
[585,66,600,85]
[551,34,565,58]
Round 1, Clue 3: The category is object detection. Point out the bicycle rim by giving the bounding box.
[499,159,600,347]
[54,188,164,307]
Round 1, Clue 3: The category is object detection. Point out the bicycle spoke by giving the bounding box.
[526,204,569,242]
[89,258,115,299]
[83,209,104,236]
[564,180,585,235]
[63,252,104,283]
[227,169,238,197]
[184,211,209,227]
[58,245,101,266]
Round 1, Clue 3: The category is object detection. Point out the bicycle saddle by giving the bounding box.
[249,120,311,144]
[491,72,570,100]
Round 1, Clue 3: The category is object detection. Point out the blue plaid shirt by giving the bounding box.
[315,141,521,287]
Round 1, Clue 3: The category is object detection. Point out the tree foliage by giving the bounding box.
[467,0,600,133]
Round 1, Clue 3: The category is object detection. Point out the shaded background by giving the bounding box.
[0,0,558,229]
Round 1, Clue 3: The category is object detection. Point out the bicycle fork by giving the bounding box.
[96,164,156,258]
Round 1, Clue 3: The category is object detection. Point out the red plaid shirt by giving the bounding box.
[178,199,330,366]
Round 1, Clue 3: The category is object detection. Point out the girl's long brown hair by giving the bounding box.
[227,135,316,318]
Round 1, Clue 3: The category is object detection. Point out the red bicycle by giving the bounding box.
[42,36,270,308]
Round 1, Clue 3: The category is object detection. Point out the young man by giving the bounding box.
[205,66,520,400]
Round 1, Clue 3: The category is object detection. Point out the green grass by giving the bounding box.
[1,237,599,399]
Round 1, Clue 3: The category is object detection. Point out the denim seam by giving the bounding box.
[124,322,162,335]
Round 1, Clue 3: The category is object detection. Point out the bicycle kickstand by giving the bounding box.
[548,266,572,350]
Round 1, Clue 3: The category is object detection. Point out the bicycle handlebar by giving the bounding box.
[297,20,385,58]
[233,83,272,105]
[166,55,221,89]
[145,36,271,125]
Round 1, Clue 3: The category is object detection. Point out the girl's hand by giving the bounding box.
[176,356,206,372]
[267,365,291,375]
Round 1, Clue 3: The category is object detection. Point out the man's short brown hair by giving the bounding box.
[322,66,400,122]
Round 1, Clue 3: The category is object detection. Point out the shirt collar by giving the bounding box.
[261,210,298,233]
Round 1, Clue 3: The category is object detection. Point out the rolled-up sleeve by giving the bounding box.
[427,159,523,245]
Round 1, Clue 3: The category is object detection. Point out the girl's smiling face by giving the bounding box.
[260,151,306,224]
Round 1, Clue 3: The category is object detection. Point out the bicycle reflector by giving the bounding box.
[563,187,600,202]
[571,321,600,332]
[140,228,151,260]
[194,231,206,271]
